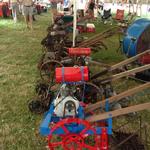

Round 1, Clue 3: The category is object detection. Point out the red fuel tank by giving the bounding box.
[68,48,91,56]
[55,66,89,83]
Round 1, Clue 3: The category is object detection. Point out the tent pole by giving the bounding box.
[73,0,77,47]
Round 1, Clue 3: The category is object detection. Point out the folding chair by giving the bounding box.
[115,9,124,21]
[114,9,134,28]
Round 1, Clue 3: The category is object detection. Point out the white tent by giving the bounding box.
[72,0,88,47]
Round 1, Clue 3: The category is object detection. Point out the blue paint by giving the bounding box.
[123,18,150,57]
[107,114,112,134]
[40,105,85,136]
[105,99,112,135]
[40,84,112,137]
[40,104,54,136]
[105,98,109,112]
[40,101,113,136]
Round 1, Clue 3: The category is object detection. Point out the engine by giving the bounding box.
[53,84,79,117]
[54,96,79,117]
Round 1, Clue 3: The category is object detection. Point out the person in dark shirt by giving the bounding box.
[88,0,95,18]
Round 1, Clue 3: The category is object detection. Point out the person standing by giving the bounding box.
[9,0,19,23]
[50,0,63,23]
[20,0,35,30]
[50,0,58,24]
[88,0,95,19]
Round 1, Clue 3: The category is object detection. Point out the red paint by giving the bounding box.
[55,66,89,83]
[139,54,150,64]
[47,118,100,150]
[68,48,91,56]
[0,2,11,17]
[100,128,108,150]
[86,27,95,33]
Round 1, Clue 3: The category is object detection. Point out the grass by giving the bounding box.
[0,14,49,150]
[0,13,150,150]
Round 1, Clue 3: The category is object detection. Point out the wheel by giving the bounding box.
[28,99,45,114]
[40,60,63,84]
[28,91,53,114]
[74,82,103,104]
[48,118,100,150]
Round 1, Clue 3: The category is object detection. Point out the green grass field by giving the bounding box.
[0,14,49,150]
[0,13,150,150]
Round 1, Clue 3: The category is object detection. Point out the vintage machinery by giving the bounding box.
[39,66,150,150]
[34,17,150,149]
[34,49,150,114]
[39,20,126,85]
[122,18,150,81]
[39,48,91,84]
[78,26,123,50]
[123,18,150,57]
[40,66,112,150]
[28,81,54,114]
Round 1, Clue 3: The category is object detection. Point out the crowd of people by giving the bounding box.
[50,0,104,22]
[8,0,35,29]
[4,0,104,30]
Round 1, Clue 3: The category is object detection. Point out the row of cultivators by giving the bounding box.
[28,16,150,150]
